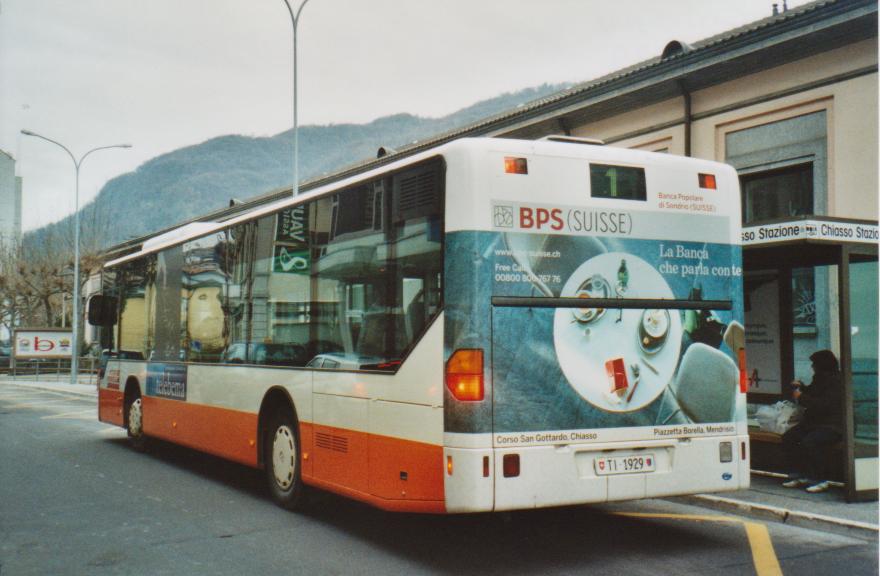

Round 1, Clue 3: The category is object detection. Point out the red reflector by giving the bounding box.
[482,456,490,478]
[741,441,747,461]
[699,173,717,189]
[446,349,484,401]
[738,348,747,393]
[504,157,528,174]
[503,454,520,478]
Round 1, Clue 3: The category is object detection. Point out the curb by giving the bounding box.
[678,493,879,541]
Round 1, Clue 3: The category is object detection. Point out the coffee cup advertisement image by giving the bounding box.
[553,252,683,413]
[443,229,744,436]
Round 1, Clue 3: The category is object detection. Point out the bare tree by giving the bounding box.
[0,199,111,341]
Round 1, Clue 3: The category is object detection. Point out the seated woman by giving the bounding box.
[781,350,844,493]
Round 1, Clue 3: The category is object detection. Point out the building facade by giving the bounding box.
[0,150,23,248]
[482,0,879,500]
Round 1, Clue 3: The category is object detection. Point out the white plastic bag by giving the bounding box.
[774,400,803,434]
[755,403,778,432]
[755,401,804,434]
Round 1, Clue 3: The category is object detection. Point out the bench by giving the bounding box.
[749,430,782,444]
[748,427,845,480]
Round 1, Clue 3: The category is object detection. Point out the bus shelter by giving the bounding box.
[742,216,878,502]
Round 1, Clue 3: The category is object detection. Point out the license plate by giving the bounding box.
[594,454,655,475]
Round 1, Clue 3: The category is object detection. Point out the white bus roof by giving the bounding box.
[105,137,735,269]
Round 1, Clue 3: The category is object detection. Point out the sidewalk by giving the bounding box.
[0,374,98,397]
[679,472,879,541]
[1,375,877,538]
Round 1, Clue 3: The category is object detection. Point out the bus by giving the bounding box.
[89,136,748,513]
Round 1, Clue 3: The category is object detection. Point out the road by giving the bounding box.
[0,384,876,576]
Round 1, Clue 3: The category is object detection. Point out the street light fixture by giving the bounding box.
[280,0,310,197]
[20,129,131,386]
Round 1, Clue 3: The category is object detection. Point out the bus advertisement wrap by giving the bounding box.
[146,363,188,401]
[444,228,744,440]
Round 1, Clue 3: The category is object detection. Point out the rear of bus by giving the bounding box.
[441,138,747,512]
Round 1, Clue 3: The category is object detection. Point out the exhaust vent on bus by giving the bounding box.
[316,432,349,453]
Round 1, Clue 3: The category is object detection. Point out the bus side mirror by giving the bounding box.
[87,295,118,326]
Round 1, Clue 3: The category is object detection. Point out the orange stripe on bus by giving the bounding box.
[306,475,446,514]
[109,395,446,512]
[141,396,259,467]
[304,424,445,508]
[299,421,314,479]
[310,424,370,493]
[98,388,124,427]
[368,433,445,502]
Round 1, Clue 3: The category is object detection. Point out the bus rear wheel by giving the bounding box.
[265,409,306,510]
[126,392,147,452]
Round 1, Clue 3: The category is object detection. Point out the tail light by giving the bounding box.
[503,454,520,477]
[738,348,747,393]
[504,157,528,174]
[446,349,484,401]
[698,173,717,189]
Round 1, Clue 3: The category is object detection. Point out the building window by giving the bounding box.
[725,109,827,224]
[740,163,813,224]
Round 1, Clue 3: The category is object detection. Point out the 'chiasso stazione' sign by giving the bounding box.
[741,219,878,246]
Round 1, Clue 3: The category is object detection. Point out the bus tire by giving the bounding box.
[264,408,307,510]
[125,389,147,452]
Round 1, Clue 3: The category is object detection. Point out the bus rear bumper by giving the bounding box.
[445,435,750,513]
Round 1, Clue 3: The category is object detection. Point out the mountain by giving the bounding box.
[29,83,569,252]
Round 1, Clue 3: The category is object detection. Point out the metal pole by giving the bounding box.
[20,130,131,386]
[72,160,81,384]
[281,0,310,197]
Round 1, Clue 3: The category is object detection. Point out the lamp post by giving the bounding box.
[21,129,131,385]
[280,0,310,197]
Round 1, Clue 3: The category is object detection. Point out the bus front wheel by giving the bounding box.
[264,409,306,510]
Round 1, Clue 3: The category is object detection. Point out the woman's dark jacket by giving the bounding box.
[799,370,843,432]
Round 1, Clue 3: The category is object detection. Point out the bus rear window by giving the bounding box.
[590,164,646,201]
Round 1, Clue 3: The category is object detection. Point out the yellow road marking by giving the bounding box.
[615,512,783,576]
[743,521,784,575]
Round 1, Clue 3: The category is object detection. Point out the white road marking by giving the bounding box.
[5,399,74,409]
[41,409,97,420]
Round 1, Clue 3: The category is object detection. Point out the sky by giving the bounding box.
[1,0,812,231]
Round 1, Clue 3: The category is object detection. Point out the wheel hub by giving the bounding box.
[129,398,143,437]
[272,425,296,490]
